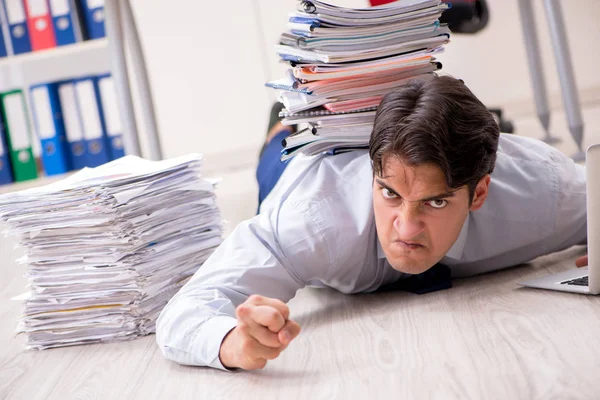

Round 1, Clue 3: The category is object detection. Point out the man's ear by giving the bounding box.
[469,175,491,211]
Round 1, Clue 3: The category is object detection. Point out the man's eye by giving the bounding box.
[382,188,398,199]
[426,199,448,209]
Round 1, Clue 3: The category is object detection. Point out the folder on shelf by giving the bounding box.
[1,0,32,54]
[97,74,124,160]
[73,76,110,167]
[30,82,72,176]
[23,0,57,51]
[78,0,104,39]
[0,113,13,185]
[0,90,38,182]
[48,0,83,46]
[57,80,86,169]
[0,7,8,58]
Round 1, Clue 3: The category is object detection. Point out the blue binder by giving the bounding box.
[0,8,8,58]
[96,74,125,160]
[0,110,13,185]
[73,76,110,167]
[30,82,72,176]
[79,0,104,39]
[57,80,87,170]
[49,0,83,46]
[1,0,31,54]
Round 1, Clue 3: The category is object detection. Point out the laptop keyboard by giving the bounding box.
[560,276,589,286]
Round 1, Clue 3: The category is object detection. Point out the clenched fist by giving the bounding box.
[219,294,301,370]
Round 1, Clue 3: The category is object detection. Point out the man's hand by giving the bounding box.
[576,255,588,268]
[219,295,301,370]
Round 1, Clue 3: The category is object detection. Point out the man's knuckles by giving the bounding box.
[238,303,286,331]
[260,307,284,327]
[246,295,290,320]
[236,303,252,319]
[247,294,264,304]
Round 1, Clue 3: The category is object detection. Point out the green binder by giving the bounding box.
[0,90,37,182]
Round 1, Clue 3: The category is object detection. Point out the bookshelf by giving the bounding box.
[0,37,109,184]
[0,0,162,190]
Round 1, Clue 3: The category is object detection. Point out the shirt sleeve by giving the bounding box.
[552,149,587,248]
[155,199,332,370]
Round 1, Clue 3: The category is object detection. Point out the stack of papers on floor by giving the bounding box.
[0,154,223,350]
[266,0,450,160]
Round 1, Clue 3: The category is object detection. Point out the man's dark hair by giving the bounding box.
[369,75,500,202]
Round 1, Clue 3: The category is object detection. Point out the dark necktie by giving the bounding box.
[376,263,452,295]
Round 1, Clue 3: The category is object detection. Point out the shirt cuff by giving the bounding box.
[191,315,237,371]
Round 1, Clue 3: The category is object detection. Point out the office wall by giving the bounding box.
[130,1,271,164]
[130,0,599,165]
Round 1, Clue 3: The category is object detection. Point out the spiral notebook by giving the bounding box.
[280,106,377,118]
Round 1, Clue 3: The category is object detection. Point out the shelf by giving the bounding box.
[0,39,108,69]
[0,39,110,92]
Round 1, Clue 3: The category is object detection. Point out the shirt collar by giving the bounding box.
[377,237,386,259]
[444,215,469,260]
[376,215,470,260]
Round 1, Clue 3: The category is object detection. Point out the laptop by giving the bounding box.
[519,143,599,295]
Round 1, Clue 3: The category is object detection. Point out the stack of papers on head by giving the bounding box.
[0,154,223,350]
[265,0,451,160]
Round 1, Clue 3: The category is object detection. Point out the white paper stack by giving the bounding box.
[265,0,451,160]
[0,154,223,350]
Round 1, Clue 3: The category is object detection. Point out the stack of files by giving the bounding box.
[266,0,450,160]
[0,0,105,57]
[0,153,223,349]
[281,122,374,161]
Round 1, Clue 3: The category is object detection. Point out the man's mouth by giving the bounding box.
[393,240,424,250]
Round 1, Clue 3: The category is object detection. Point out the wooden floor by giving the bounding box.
[1,243,598,399]
[1,104,600,399]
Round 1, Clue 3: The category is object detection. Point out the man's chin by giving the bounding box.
[387,255,433,275]
[390,263,432,275]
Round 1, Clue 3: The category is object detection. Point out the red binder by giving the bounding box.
[368,0,396,5]
[23,0,56,51]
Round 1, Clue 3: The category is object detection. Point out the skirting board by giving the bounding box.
[501,84,600,119]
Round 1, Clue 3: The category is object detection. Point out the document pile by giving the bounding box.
[266,0,450,160]
[0,154,222,349]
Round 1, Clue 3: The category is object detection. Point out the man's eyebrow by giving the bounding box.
[375,178,398,194]
[375,178,456,202]
[419,192,456,202]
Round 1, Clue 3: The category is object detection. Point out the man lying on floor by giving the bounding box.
[155,75,587,371]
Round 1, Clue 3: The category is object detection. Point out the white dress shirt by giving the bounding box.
[155,134,587,370]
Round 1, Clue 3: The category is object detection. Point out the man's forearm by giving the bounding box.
[155,287,238,370]
[155,212,314,370]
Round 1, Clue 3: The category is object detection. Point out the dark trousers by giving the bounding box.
[256,129,292,207]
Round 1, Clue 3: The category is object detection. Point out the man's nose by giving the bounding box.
[393,205,424,239]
